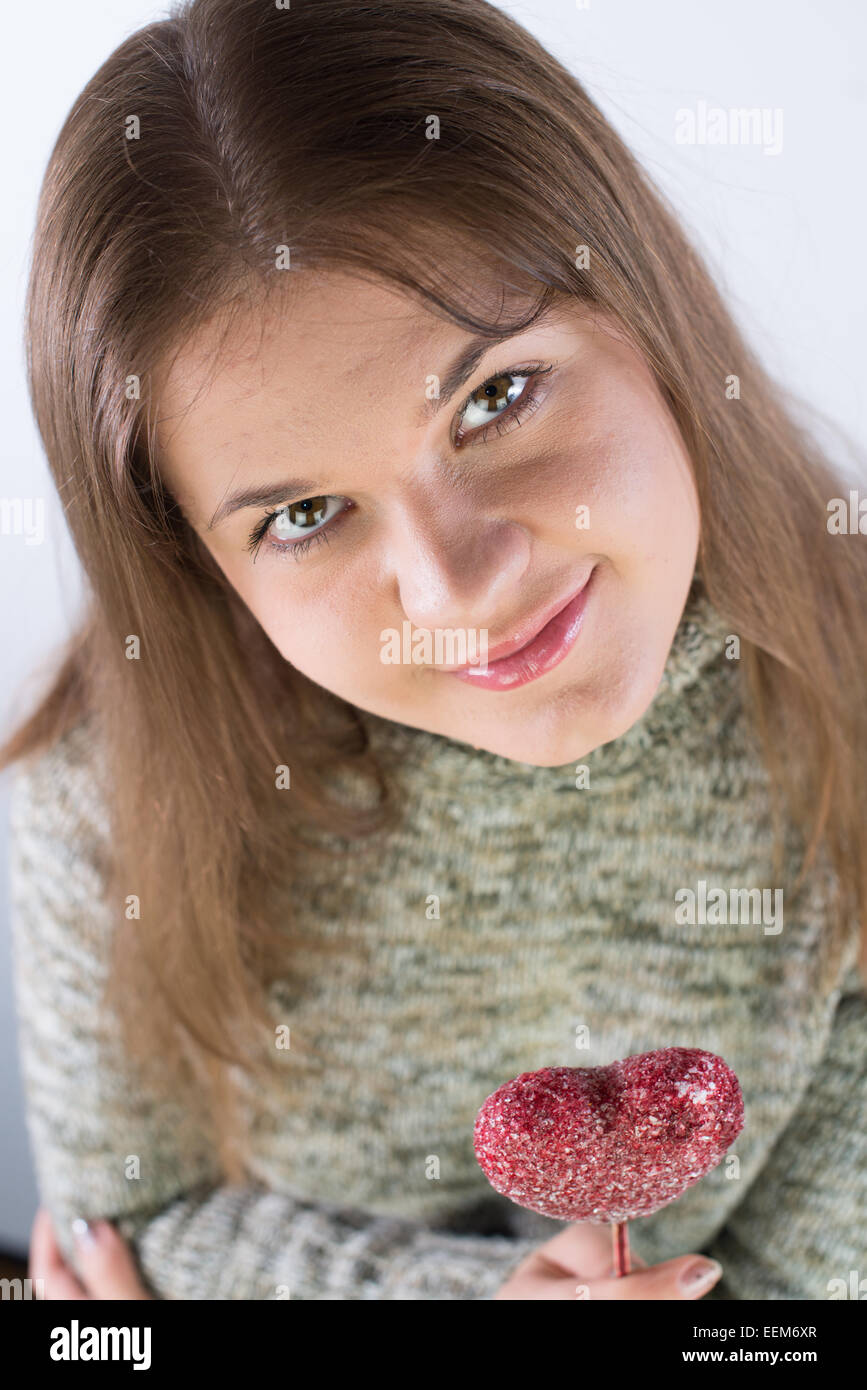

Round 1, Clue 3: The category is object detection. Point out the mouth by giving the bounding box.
[449,565,597,691]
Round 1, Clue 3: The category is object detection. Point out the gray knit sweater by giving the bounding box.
[7,580,866,1299]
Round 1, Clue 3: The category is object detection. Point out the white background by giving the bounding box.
[1,0,864,1252]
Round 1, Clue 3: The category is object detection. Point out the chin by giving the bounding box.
[474,720,608,769]
[469,645,669,768]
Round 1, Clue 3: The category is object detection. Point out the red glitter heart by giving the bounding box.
[473,1047,744,1223]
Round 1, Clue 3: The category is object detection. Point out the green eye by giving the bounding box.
[246,495,347,559]
[453,361,554,445]
[460,371,532,429]
[273,496,331,534]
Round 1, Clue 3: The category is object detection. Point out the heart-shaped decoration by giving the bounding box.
[473,1047,744,1223]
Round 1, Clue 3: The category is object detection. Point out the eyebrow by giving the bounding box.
[206,302,557,530]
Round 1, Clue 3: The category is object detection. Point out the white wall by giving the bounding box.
[1,0,864,1254]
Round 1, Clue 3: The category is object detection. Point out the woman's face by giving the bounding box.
[154,271,700,766]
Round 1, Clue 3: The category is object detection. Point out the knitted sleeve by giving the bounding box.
[6,729,539,1300]
[700,965,867,1301]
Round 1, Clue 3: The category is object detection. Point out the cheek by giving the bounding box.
[543,396,699,567]
[259,588,351,671]
[249,569,392,692]
[207,553,347,673]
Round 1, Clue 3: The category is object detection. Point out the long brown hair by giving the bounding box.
[4,0,865,1178]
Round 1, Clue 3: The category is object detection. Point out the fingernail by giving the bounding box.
[71,1217,98,1249]
[680,1258,722,1292]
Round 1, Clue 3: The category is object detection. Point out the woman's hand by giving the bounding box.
[494,1221,723,1299]
[29,1206,153,1300]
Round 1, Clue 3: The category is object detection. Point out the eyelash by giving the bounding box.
[245,360,556,561]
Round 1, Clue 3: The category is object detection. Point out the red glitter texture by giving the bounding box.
[473,1047,744,1223]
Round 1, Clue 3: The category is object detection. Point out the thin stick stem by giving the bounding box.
[612,1220,631,1277]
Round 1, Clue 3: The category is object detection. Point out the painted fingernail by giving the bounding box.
[680,1258,722,1292]
[71,1217,98,1248]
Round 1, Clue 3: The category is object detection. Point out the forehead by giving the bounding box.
[151,271,474,486]
[155,271,443,425]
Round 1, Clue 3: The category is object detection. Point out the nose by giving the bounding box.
[386,495,531,636]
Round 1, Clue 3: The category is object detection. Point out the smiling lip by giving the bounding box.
[449,566,596,690]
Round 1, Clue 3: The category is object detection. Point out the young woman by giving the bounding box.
[4,0,865,1301]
